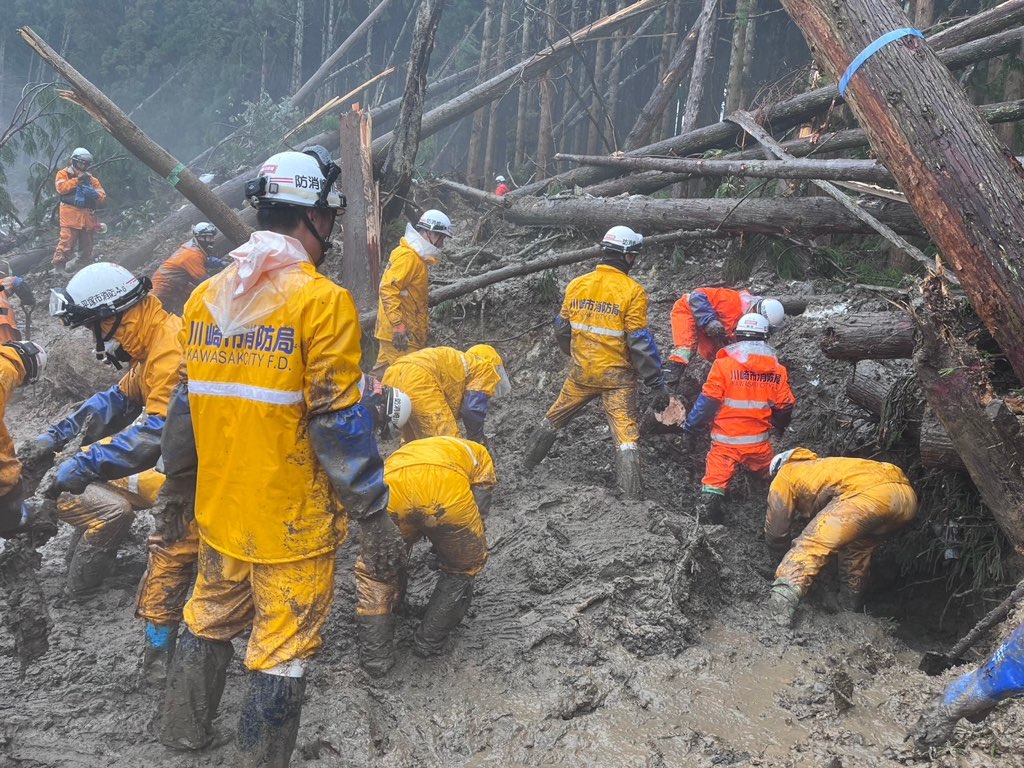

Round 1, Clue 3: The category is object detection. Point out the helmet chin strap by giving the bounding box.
[302,212,333,264]
[91,315,123,361]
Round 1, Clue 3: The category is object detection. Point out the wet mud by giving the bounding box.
[2,251,1023,767]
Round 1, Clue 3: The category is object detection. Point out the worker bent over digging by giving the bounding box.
[151,222,229,315]
[524,225,668,500]
[764,448,918,627]
[356,435,496,677]
[0,341,49,538]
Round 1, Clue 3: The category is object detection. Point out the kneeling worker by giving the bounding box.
[356,435,496,677]
[765,448,918,627]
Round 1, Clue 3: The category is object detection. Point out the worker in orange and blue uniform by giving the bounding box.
[0,274,36,343]
[667,287,785,398]
[151,222,229,315]
[682,312,795,523]
[156,147,407,767]
[524,226,668,500]
[52,147,106,268]
[764,448,917,627]
[373,209,453,374]
[381,344,510,443]
[356,436,496,677]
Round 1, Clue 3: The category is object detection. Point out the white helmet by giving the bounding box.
[360,374,412,437]
[734,312,770,340]
[191,222,218,240]
[753,298,785,328]
[769,448,798,478]
[5,341,47,383]
[495,175,506,183]
[245,148,344,210]
[416,209,453,237]
[600,225,643,254]
[71,147,93,164]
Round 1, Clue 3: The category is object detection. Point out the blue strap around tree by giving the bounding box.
[839,28,925,97]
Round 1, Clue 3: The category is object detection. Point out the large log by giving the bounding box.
[846,359,910,418]
[338,108,381,311]
[508,22,1024,200]
[17,27,251,248]
[821,312,916,360]
[920,405,967,471]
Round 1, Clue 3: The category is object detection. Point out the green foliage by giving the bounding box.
[527,269,559,304]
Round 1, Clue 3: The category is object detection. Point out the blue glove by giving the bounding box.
[627,327,665,389]
[308,404,388,520]
[53,414,164,494]
[39,384,140,451]
[205,256,230,272]
[683,393,721,433]
[460,390,490,442]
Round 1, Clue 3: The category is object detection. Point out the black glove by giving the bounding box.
[664,360,687,389]
[650,385,670,413]
[358,510,408,581]
[17,438,56,475]
[78,173,92,185]
[151,474,196,544]
[704,319,727,340]
[680,429,697,453]
[1,498,58,543]
[392,328,409,352]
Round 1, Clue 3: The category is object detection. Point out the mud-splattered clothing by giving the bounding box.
[374,235,437,365]
[356,437,495,616]
[545,377,640,446]
[0,346,26,498]
[766,449,918,595]
[669,287,755,366]
[57,468,162,548]
[0,276,27,343]
[382,346,500,442]
[151,240,211,315]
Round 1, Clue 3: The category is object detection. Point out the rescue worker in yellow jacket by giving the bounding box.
[524,226,668,499]
[373,209,452,373]
[381,344,510,442]
[357,436,496,677]
[52,148,106,268]
[0,341,49,538]
[764,448,918,627]
[24,266,181,597]
[156,146,407,768]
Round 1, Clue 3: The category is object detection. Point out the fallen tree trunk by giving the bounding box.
[509,22,1024,200]
[821,312,916,360]
[920,405,966,470]
[584,98,1024,197]
[846,359,911,418]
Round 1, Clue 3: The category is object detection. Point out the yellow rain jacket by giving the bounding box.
[181,243,365,564]
[382,346,501,440]
[560,264,651,387]
[109,294,183,418]
[0,347,26,497]
[375,236,437,352]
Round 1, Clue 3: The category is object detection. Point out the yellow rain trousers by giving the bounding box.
[374,236,437,367]
[356,436,495,616]
[545,264,650,445]
[381,346,500,441]
[766,449,918,595]
[179,231,365,671]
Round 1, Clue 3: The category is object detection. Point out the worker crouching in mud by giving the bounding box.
[357,435,496,677]
[156,146,407,768]
[682,312,795,523]
[764,448,918,627]
[524,226,668,500]
[0,341,49,538]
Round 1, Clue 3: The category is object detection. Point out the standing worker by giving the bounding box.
[373,209,452,374]
[381,344,510,442]
[0,341,48,537]
[764,448,917,627]
[911,622,1024,751]
[523,226,668,499]
[494,176,510,196]
[682,313,795,523]
[357,436,496,676]
[52,148,106,270]
[151,223,229,314]
[0,273,36,343]
[157,147,407,767]
[667,287,785,392]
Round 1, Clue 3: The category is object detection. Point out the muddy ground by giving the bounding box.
[2,234,1023,768]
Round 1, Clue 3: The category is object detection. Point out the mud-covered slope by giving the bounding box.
[2,249,1023,768]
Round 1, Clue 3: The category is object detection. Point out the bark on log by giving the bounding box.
[920,405,967,471]
[821,312,916,360]
[338,107,380,311]
[681,0,719,134]
[777,0,1024,384]
[18,27,251,248]
[846,359,908,418]
[584,98,1024,197]
[508,22,1024,200]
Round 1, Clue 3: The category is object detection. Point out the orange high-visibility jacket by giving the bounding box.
[669,287,753,365]
[55,167,106,229]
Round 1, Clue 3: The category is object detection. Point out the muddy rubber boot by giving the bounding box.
[142,621,179,687]
[837,583,865,613]
[413,573,475,657]
[64,526,85,568]
[234,672,306,768]
[768,582,801,628]
[159,629,234,751]
[357,614,396,678]
[523,422,558,471]
[65,538,119,597]
[697,492,725,525]
[615,446,643,501]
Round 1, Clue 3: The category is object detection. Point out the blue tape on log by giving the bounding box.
[839,28,925,97]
